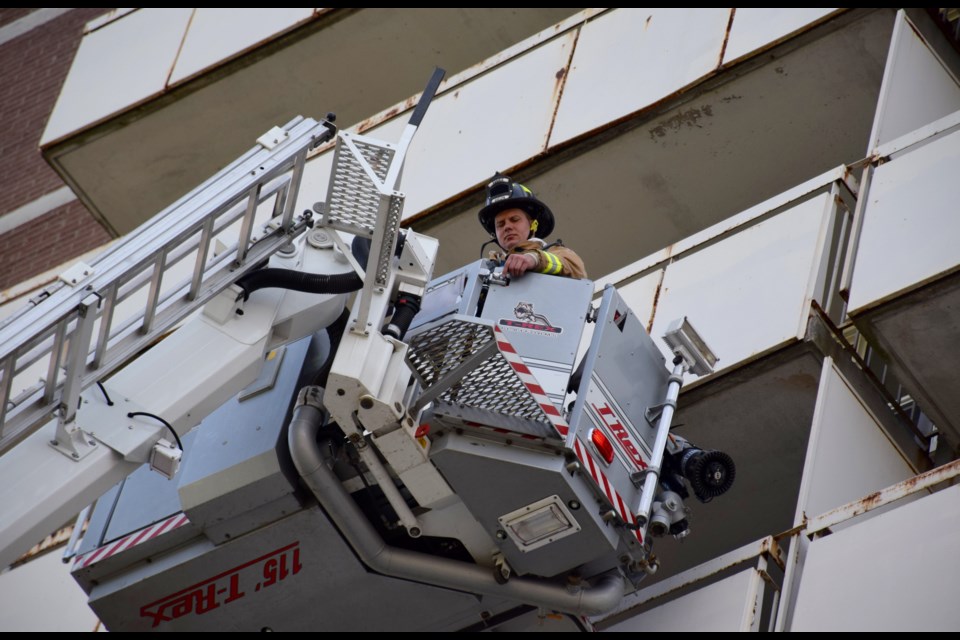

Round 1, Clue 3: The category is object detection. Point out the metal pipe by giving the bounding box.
[288,386,624,617]
[351,430,422,537]
[636,358,685,540]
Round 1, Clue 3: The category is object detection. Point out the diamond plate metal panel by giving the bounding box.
[407,316,554,436]
[322,134,396,237]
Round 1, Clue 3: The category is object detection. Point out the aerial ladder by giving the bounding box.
[0,70,735,631]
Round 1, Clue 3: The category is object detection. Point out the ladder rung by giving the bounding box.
[0,117,336,455]
[42,321,66,404]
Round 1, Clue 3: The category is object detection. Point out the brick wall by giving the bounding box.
[0,9,34,29]
[0,8,109,216]
[0,199,110,289]
[0,8,112,291]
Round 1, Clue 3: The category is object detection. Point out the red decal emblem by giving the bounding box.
[140,542,302,627]
[499,301,563,334]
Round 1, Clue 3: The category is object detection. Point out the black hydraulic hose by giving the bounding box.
[352,235,371,271]
[236,268,362,301]
[352,232,408,271]
[313,307,350,388]
[382,295,421,341]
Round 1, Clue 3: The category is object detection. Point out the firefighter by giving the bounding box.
[477,174,586,279]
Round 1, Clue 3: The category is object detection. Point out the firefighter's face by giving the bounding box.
[494,208,532,251]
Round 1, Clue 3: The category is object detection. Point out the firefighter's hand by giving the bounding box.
[504,252,537,278]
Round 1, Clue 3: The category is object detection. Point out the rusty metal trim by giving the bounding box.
[593,166,847,295]
[807,458,960,535]
[807,302,932,455]
[719,9,849,69]
[717,8,736,69]
[543,25,581,152]
[305,8,610,162]
[593,536,781,623]
[873,109,960,160]
[838,164,873,301]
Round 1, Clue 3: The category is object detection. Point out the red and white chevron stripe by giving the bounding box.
[574,438,643,543]
[493,326,568,437]
[74,512,190,570]
[493,326,641,543]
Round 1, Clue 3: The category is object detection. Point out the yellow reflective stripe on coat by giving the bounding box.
[539,251,562,275]
[548,252,563,274]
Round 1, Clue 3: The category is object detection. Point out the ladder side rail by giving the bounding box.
[91,170,296,354]
[0,144,268,345]
[4,171,291,391]
[3,321,73,405]
[0,118,325,358]
[0,118,331,452]
[0,211,312,455]
[121,118,303,237]
[104,177,273,312]
[0,133,270,333]
[96,217,309,379]
[0,318,82,450]
[71,117,315,284]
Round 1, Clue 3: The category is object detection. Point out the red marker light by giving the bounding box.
[415,424,430,438]
[590,429,615,464]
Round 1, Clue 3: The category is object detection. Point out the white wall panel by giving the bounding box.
[353,32,577,220]
[0,549,99,631]
[169,8,316,85]
[42,9,194,145]
[615,270,663,333]
[848,128,960,314]
[867,11,960,153]
[649,193,830,375]
[723,8,837,64]
[794,359,914,524]
[607,568,758,632]
[550,8,729,145]
[790,483,960,631]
